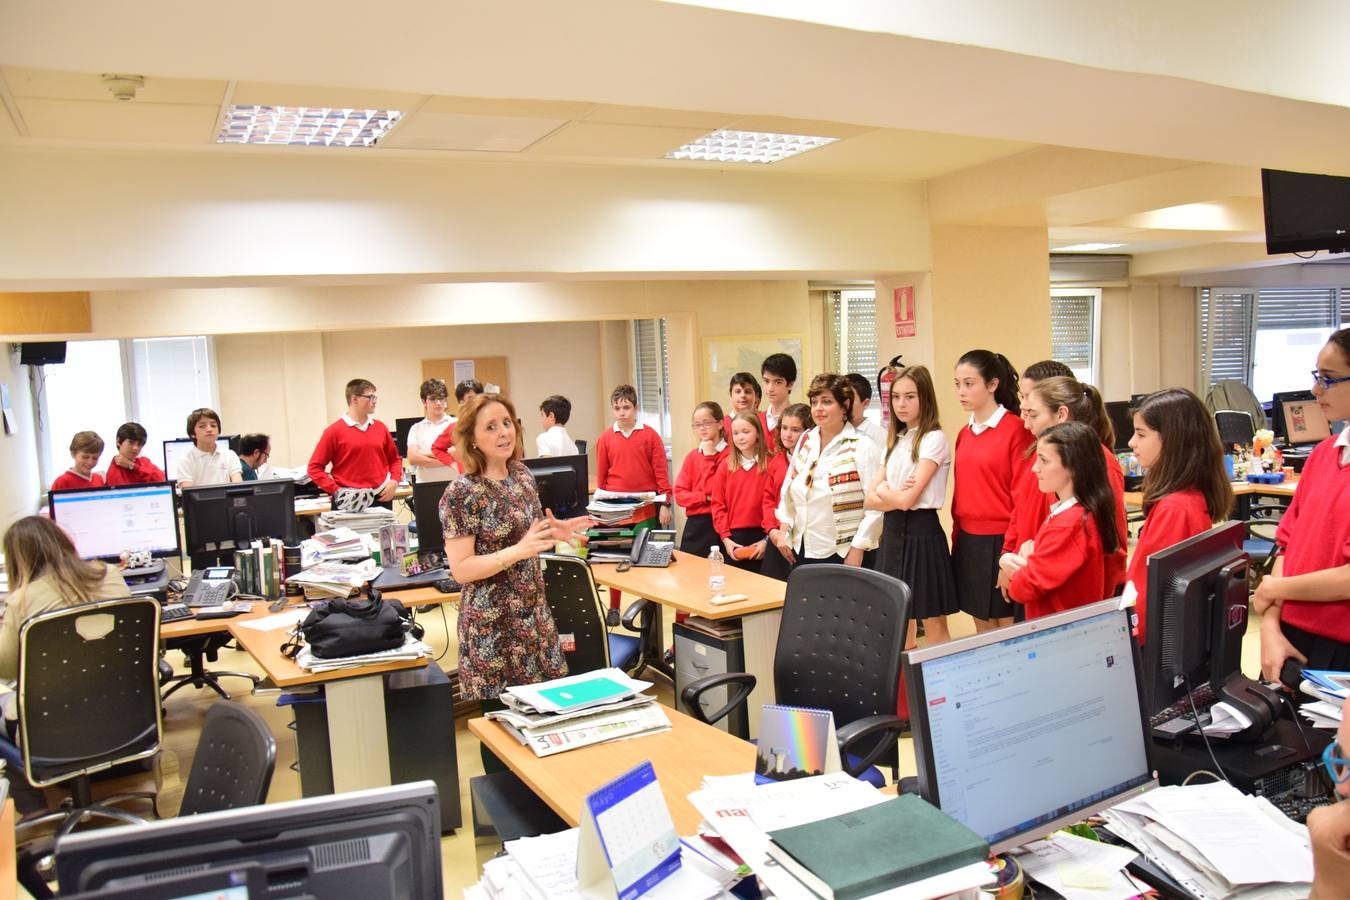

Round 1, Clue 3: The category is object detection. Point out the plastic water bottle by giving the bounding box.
[708,546,726,597]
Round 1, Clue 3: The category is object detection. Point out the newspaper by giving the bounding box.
[294,633,432,672]
[488,698,670,757]
[287,557,380,599]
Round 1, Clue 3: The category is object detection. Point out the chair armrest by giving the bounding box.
[679,672,757,726]
[836,714,906,777]
[620,598,651,633]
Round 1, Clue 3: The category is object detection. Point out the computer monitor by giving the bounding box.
[48,482,181,562]
[60,865,265,899]
[1272,390,1330,447]
[904,599,1156,853]
[523,453,589,518]
[393,416,422,458]
[162,435,239,477]
[180,477,297,557]
[56,781,443,898]
[1104,400,1134,452]
[413,478,451,558]
[1142,521,1248,716]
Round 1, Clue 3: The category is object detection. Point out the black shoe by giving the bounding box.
[605,608,621,628]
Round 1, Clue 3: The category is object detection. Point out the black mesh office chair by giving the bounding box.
[540,554,666,679]
[682,565,911,780]
[5,597,163,844]
[1215,409,1256,448]
[177,702,276,816]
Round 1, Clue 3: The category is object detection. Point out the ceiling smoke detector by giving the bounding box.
[100,74,144,101]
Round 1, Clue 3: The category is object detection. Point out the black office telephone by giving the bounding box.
[182,566,236,607]
[615,529,676,572]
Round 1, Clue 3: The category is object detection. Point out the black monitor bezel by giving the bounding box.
[523,453,589,518]
[903,600,1156,854]
[48,481,182,562]
[180,477,298,554]
[1272,390,1328,447]
[412,478,452,557]
[1104,400,1134,452]
[393,416,423,459]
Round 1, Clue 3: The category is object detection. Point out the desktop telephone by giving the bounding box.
[182,566,236,607]
[615,529,676,572]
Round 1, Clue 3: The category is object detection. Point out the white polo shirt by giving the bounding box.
[407,416,455,483]
[536,425,579,458]
[175,443,242,487]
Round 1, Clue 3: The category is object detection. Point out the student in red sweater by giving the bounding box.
[596,384,672,524]
[713,411,772,572]
[1255,328,1350,680]
[1122,388,1232,643]
[1000,377,1126,600]
[103,422,166,486]
[50,431,105,492]
[1008,421,1120,620]
[307,378,402,510]
[759,403,809,581]
[951,350,1035,632]
[673,401,728,557]
[429,379,484,472]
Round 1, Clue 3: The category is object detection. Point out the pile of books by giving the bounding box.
[586,488,663,526]
[687,772,994,900]
[232,538,285,600]
[1296,668,1348,729]
[486,668,669,757]
[287,558,381,599]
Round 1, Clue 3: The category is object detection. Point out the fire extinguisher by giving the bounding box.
[876,354,904,428]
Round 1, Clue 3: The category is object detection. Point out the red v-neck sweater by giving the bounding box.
[953,413,1036,536]
[1278,436,1350,642]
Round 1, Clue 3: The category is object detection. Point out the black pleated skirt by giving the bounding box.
[878,508,959,620]
[952,529,1014,620]
[680,513,718,557]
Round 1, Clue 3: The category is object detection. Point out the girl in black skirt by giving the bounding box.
[865,365,959,645]
[673,401,728,557]
[713,411,773,572]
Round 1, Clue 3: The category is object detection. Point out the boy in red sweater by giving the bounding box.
[596,384,672,526]
[308,378,402,509]
[104,422,166,486]
[50,431,106,492]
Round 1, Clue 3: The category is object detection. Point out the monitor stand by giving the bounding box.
[122,558,169,598]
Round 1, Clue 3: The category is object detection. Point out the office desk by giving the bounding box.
[1123,476,1299,510]
[591,551,785,736]
[469,709,755,835]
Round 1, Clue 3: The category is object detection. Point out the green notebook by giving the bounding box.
[765,794,989,900]
[536,676,629,709]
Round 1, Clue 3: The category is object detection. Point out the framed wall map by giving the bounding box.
[702,334,803,401]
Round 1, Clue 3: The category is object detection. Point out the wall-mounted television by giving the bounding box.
[1262,168,1350,255]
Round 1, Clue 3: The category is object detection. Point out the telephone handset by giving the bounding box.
[615,529,676,572]
[183,566,236,607]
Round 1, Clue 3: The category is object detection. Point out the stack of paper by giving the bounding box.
[317,507,398,537]
[586,488,664,526]
[294,632,431,673]
[1299,669,1349,729]
[486,669,670,757]
[1102,780,1312,899]
[687,772,995,900]
[287,557,380,599]
[301,526,367,563]
[1016,832,1145,900]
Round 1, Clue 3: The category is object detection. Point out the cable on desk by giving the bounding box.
[433,601,451,662]
[1181,769,1224,785]
[1183,673,1230,785]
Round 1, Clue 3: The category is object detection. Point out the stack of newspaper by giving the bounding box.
[300,526,367,564]
[586,489,664,526]
[1103,780,1312,899]
[317,507,398,537]
[486,668,669,757]
[1297,669,1348,729]
[294,632,431,673]
[287,558,380,599]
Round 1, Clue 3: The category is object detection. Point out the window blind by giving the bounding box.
[830,290,877,378]
[1050,294,1095,382]
[1198,289,1254,387]
[130,336,217,449]
[632,319,672,444]
[1255,288,1336,329]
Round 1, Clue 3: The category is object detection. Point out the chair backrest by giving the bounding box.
[1206,380,1267,431]
[1215,409,1256,448]
[774,565,910,734]
[540,554,610,675]
[178,701,277,816]
[17,597,163,788]
[574,440,587,456]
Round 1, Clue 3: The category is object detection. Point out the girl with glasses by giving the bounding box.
[1254,328,1350,682]
[673,402,729,558]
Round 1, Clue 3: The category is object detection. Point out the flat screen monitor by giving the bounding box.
[60,865,264,899]
[49,482,181,562]
[523,453,589,518]
[56,781,443,898]
[1262,168,1350,255]
[163,435,239,478]
[180,478,297,556]
[393,416,422,459]
[1142,522,1248,716]
[1104,400,1134,452]
[1273,391,1330,447]
[904,599,1156,853]
[413,478,452,558]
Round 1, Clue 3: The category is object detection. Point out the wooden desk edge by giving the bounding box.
[226,620,429,688]
[468,717,581,826]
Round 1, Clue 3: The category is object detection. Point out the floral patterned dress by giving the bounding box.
[439,459,566,700]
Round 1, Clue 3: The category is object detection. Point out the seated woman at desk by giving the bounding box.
[439,394,591,763]
[1256,327,1350,681]
[0,516,130,727]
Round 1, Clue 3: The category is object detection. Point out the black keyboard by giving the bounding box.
[1150,683,1220,735]
[160,603,193,624]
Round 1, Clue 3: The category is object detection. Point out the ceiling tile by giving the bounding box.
[379,111,566,152]
[773,127,1033,180]
[420,96,595,119]
[17,98,220,143]
[581,104,725,129]
[528,122,711,158]
[232,82,426,112]
[2,66,226,105]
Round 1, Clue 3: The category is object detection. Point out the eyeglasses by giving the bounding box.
[1323,740,1350,786]
[691,420,718,429]
[1312,371,1350,391]
[359,394,378,402]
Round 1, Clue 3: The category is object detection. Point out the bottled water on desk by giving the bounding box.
[708,546,726,597]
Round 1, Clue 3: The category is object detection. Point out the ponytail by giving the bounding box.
[1031,377,1114,448]
[957,349,1022,414]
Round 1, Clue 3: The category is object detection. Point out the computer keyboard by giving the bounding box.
[1149,682,1220,736]
[160,603,193,624]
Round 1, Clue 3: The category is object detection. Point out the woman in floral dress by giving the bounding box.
[440,393,592,710]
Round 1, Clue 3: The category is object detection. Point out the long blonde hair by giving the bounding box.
[727,411,768,473]
[3,516,109,601]
[885,365,941,464]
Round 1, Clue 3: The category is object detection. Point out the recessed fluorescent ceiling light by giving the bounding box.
[217,106,403,147]
[666,129,838,164]
[1053,242,1125,252]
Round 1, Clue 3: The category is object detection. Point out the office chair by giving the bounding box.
[177,702,276,815]
[2,597,163,845]
[1214,409,1256,449]
[1206,380,1268,431]
[574,439,588,456]
[681,565,911,784]
[540,553,668,679]
[161,633,261,702]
